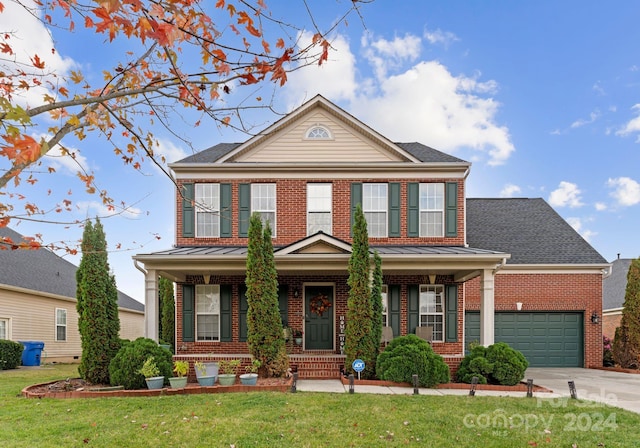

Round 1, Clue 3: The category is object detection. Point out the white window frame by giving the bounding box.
[55,308,67,342]
[307,183,332,235]
[381,285,388,327]
[251,183,276,236]
[305,124,332,140]
[196,285,221,341]
[0,318,9,340]
[419,183,444,237]
[419,285,444,342]
[363,183,388,237]
[195,183,220,238]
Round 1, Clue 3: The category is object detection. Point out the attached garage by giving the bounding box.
[465,312,584,367]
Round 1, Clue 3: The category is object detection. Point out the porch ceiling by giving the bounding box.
[133,245,509,283]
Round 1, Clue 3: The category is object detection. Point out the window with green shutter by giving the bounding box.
[407,183,419,237]
[220,183,232,237]
[407,284,419,335]
[350,183,362,236]
[220,285,232,342]
[389,183,401,237]
[278,285,289,327]
[388,285,401,337]
[445,284,458,342]
[182,284,195,342]
[238,284,248,342]
[182,183,195,238]
[238,183,251,237]
[445,182,458,237]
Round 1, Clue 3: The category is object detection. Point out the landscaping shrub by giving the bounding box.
[375,334,450,387]
[603,335,615,367]
[108,337,173,389]
[457,342,528,386]
[0,340,23,370]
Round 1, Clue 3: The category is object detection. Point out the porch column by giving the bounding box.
[479,268,495,346]
[144,269,159,341]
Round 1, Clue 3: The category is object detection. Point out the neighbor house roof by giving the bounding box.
[174,141,465,164]
[0,227,144,312]
[603,258,633,310]
[466,198,608,265]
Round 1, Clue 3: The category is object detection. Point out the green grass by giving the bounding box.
[1,364,639,447]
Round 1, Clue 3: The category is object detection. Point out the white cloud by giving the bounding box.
[76,200,142,220]
[616,104,640,141]
[570,110,601,129]
[284,31,515,166]
[566,217,596,242]
[155,138,189,168]
[423,27,459,47]
[592,81,605,96]
[607,177,640,206]
[499,183,521,197]
[0,0,76,108]
[548,181,584,208]
[595,202,607,211]
[43,141,90,176]
[362,32,421,79]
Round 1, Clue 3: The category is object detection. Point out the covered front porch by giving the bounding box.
[133,233,510,375]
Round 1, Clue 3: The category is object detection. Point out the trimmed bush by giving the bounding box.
[457,342,528,386]
[376,335,450,387]
[108,337,172,389]
[0,340,23,370]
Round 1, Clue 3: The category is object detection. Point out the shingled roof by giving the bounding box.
[0,227,144,312]
[466,198,607,265]
[603,258,633,310]
[174,141,465,164]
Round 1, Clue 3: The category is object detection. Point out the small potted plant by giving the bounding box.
[137,356,164,390]
[217,359,241,386]
[240,358,261,386]
[293,329,303,345]
[194,360,217,386]
[169,360,189,388]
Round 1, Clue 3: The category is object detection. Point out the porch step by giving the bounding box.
[289,354,346,379]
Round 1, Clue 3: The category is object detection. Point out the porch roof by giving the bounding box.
[133,244,509,283]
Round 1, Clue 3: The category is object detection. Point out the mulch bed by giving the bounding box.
[22,377,293,399]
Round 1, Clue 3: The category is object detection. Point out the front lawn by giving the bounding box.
[1,364,639,447]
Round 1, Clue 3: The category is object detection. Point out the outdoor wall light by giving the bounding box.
[294,289,299,298]
[591,312,599,324]
[516,302,523,311]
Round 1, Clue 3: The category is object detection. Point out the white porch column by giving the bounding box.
[479,268,495,346]
[144,269,159,341]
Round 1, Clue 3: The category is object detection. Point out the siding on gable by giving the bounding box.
[236,110,404,163]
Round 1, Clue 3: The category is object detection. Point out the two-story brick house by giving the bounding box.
[133,95,608,378]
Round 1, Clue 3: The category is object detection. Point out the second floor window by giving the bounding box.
[307,183,332,235]
[252,183,276,234]
[363,183,387,237]
[195,183,220,237]
[55,308,67,342]
[196,285,220,341]
[420,183,444,237]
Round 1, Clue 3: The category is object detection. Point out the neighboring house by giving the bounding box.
[603,257,633,339]
[0,227,145,363]
[133,95,608,378]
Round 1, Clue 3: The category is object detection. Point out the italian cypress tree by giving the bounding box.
[613,257,640,369]
[245,213,289,377]
[370,250,383,361]
[345,204,377,379]
[76,218,120,384]
[159,277,175,349]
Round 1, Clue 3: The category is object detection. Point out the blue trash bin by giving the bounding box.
[19,341,45,366]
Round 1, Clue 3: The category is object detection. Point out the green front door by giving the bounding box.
[304,285,334,350]
[465,312,584,367]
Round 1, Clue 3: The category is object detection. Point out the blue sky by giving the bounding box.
[3,1,640,303]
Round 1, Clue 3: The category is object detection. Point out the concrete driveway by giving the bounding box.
[526,368,640,414]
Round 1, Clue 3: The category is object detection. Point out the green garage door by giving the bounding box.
[465,312,584,367]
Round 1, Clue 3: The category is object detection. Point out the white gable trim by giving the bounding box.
[275,232,353,255]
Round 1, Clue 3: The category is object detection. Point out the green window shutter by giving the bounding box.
[445,284,458,342]
[407,285,419,335]
[238,183,251,237]
[182,183,195,238]
[278,285,289,327]
[220,285,233,342]
[407,183,419,237]
[238,284,248,342]
[182,284,195,342]
[445,182,458,237]
[389,183,401,237]
[350,183,362,236]
[389,285,401,337]
[220,183,232,238]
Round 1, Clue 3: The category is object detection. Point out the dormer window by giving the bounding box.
[305,124,332,140]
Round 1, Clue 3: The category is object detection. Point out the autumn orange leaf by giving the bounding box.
[276,38,285,49]
[30,54,46,69]
[215,0,224,8]
[1,42,13,55]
